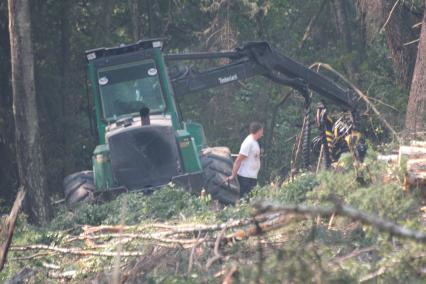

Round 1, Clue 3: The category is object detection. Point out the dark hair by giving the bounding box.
[249,121,263,134]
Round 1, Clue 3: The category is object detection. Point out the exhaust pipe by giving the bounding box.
[140,106,150,126]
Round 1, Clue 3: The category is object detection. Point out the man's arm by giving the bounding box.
[227,154,247,181]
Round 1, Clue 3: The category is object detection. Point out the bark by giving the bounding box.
[405,1,426,135]
[333,0,353,52]
[60,0,72,175]
[356,0,418,88]
[383,0,418,88]
[333,0,357,81]
[0,3,18,205]
[146,0,153,37]
[8,0,51,224]
[130,0,141,41]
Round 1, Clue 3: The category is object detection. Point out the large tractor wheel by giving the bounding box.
[63,171,95,209]
[200,147,240,204]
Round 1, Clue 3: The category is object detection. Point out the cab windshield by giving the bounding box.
[97,60,165,121]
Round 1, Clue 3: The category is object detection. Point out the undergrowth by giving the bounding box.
[1,150,425,283]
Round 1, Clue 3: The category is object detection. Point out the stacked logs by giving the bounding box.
[400,141,426,194]
[378,141,426,195]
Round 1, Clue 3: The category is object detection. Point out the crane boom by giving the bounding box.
[166,41,354,110]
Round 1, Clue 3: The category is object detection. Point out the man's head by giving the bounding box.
[249,121,264,140]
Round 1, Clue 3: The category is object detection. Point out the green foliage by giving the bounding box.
[1,0,424,282]
[50,186,218,230]
[251,172,318,204]
[2,153,426,283]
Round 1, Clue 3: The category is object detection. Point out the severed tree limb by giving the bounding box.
[224,213,298,241]
[70,232,204,247]
[333,246,378,263]
[187,231,203,275]
[70,214,277,244]
[10,244,151,257]
[0,189,26,271]
[359,267,386,283]
[79,215,275,238]
[206,227,227,269]
[222,263,239,284]
[299,0,328,49]
[252,199,426,243]
[9,251,55,261]
[47,270,76,279]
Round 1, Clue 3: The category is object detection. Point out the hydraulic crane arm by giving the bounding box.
[165,41,366,167]
[165,41,354,110]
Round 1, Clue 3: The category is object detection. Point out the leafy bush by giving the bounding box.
[49,186,224,230]
[251,173,318,204]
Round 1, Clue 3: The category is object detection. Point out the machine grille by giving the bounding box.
[108,125,181,190]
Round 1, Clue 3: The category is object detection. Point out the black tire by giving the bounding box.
[63,171,95,209]
[200,147,240,204]
[63,170,94,199]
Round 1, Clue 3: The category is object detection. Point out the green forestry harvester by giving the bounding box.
[63,38,366,208]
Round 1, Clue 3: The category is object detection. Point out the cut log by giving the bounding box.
[405,159,426,195]
[399,146,426,164]
[407,159,426,172]
[377,154,398,163]
[411,141,426,147]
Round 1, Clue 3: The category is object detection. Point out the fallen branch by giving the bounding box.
[47,270,76,279]
[69,232,203,246]
[0,189,26,271]
[187,231,203,274]
[9,252,54,261]
[222,263,239,284]
[206,227,226,269]
[359,267,386,283]
[11,244,151,257]
[252,200,426,243]
[333,246,378,263]
[225,213,297,241]
[79,215,275,239]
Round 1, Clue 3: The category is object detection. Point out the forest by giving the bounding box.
[0,0,426,283]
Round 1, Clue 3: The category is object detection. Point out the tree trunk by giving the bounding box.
[130,0,141,41]
[8,0,51,224]
[332,0,357,82]
[383,0,418,88]
[146,0,153,37]
[356,0,418,88]
[405,2,426,136]
[333,0,352,51]
[59,0,73,176]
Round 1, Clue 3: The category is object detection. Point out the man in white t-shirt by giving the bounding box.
[227,122,264,197]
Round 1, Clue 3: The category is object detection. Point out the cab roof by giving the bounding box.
[85,38,166,62]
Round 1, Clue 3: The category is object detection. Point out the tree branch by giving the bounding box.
[0,189,26,271]
[252,200,426,243]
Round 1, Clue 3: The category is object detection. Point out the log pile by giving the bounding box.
[377,141,426,194]
[400,141,426,193]
[402,142,426,194]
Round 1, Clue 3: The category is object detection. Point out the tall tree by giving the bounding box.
[8,0,51,224]
[130,0,142,41]
[332,0,357,81]
[405,2,426,136]
[356,0,418,88]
